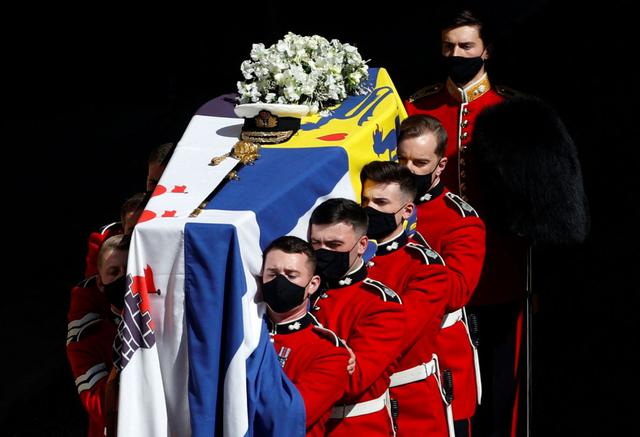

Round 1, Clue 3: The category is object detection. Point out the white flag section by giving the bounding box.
[113,68,406,436]
[142,115,241,219]
[114,110,249,436]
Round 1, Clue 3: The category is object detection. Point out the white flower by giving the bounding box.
[237,32,369,113]
[240,60,255,80]
[284,85,300,102]
[250,43,267,61]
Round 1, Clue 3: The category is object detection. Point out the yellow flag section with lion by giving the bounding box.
[265,67,407,200]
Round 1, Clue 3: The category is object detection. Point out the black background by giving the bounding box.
[2,1,636,435]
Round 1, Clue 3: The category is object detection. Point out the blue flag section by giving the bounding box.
[184,223,305,437]
[207,147,349,250]
[246,324,306,437]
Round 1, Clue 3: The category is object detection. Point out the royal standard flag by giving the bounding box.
[114,68,406,436]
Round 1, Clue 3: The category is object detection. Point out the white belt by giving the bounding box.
[441,308,464,329]
[389,359,437,387]
[431,354,456,437]
[461,307,482,405]
[439,307,483,404]
[330,390,389,419]
[390,355,455,437]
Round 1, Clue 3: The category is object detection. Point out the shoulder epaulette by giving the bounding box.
[308,313,344,348]
[362,278,402,304]
[444,192,479,218]
[313,326,344,348]
[76,276,97,288]
[495,85,525,99]
[408,83,443,103]
[406,242,445,265]
[412,231,430,248]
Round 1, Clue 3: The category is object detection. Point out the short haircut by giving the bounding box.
[360,161,417,201]
[309,198,368,237]
[442,9,493,49]
[97,234,131,271]
[120,192,146,221]
[148,142,175,167]
[264,236,317,272]
[398,115,448,158]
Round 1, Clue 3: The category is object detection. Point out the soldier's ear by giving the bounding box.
[357,235,369,256]
[306,275,321,297]
[481,44,491,60]
[436,157,448,177]
[402,202,415,220]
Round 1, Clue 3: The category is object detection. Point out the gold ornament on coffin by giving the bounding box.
[189,167,240,217]
[193,143,259,217]
[189,201,208,218]
[210,140,261,167]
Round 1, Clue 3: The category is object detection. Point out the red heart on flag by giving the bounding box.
[137,210,157,223]
[151,184,167,198]
[317,133,348,141]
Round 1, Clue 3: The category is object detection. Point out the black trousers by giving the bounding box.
[467,301,525,437]
[454,418,471,437]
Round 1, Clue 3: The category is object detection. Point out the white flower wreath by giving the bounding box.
[237,32,369,114]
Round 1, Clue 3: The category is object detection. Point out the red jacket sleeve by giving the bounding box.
[66,329,110,427]
[294,345,350,427]
[440,217,486,310]
[399,264,449,354]
[346,299,405,398]
[66,284,115,430]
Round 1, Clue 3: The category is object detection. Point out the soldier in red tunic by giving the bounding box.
[404,9,510,201]
[261,235,351,437]
[360,161,452,436]
[396,115,486,436]
[404,10,526,436]
[308,198,405,436]
[84,192,145,278]
[67,235,130,437]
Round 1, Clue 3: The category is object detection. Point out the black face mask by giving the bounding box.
[445,56,484,85]
[413,164,439,201]
[103,275,127,311]
[262,274,308,313]
[365,206,404,240]
[315,245,355,281]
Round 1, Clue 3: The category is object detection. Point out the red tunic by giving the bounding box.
[368,230,450,436]
[84,222,123,278]
[268,313,351,437]
[66,277,119,437]
[415,182,486,419]
[404,75,503,199]
[311,262,405,437]
[405,75,527,305]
